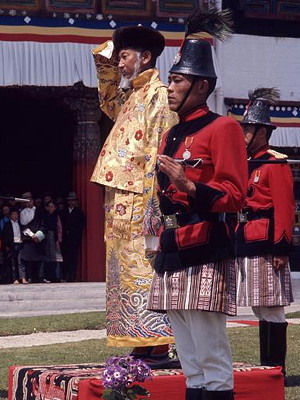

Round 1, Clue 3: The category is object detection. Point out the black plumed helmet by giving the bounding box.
[113,26,165,58]
[170,7,233,78]
[241,88,280,131]
[170,39,217,78]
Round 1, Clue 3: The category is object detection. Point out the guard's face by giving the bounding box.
[241,124,256,147]
[118,49,140,79]
[167,73,202,114]
[168,73,190,112]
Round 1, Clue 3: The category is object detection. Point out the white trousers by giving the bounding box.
[252,306,286,323]
[167,310,233,391]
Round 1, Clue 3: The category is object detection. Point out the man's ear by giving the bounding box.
[141,50,152,66]
[197,79,209,95]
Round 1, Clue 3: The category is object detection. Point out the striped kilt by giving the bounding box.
[147,258,237,316]
[236,255,294,307]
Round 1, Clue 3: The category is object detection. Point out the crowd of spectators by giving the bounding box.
[0,191,85,284]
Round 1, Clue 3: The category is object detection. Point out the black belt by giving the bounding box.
[237,209,273,223]
[161,212,226,229]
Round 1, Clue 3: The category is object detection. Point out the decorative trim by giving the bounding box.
[157,0,200,18]
[101,0,151,16]
[45,0,96,14]
[238,0,300,21]
[0,0,41,11]
[0,16,184,45]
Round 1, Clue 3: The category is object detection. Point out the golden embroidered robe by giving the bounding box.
[91,42,178,347]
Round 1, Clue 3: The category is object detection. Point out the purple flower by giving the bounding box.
[102,356,152,392]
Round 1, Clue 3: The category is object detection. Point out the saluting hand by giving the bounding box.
[157,155,196,198]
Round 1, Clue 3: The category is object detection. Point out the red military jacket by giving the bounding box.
[235,146,295,257]
[154,106,248,274]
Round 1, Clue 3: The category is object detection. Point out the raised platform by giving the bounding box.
[8,363,284,400]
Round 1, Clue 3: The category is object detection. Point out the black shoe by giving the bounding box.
[202,389,234,400]
[143,356,181,370]
[186,388,203,400]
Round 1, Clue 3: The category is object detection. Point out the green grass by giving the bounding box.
[228,325,300,400]
[0,315,300,400]
[0,312,106,336]
[286,311,300,319]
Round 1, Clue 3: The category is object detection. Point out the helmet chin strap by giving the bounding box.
[247,125,267,157]
[175,76,198,114]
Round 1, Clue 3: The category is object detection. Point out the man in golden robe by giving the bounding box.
[91,25,178,365]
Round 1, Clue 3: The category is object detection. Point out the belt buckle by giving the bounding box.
[238,211,248,223]
[163,214,178,229]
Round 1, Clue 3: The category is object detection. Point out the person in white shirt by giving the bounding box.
[2,208,28,284]
[19,192,48,283]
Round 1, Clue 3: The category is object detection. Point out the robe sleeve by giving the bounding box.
[142,87,178,237]
[92,41,125,122]
[190,117,248,213]
[269,163,295,255]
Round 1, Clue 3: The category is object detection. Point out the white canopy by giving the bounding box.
[0,40,298,147]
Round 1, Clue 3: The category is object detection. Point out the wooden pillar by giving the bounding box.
[66,90,105,282]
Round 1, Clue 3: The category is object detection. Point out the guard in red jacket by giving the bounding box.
[147,8,248,400]
[235,88,295,378]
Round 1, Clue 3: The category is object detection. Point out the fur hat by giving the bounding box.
[113,26,165,59]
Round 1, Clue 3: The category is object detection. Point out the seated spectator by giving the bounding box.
[2,208,28,284]
[44,201,63,282]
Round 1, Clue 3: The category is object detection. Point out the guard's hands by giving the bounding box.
[273,256,289,270]
[157,155,196,198]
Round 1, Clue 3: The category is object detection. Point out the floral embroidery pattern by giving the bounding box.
[137,103,145,112]
[106,171,114,182]
[124,163,134,172]
[116,203,126,216]
[145,172,154,178]
[96,67,177,344]
[134,130,143,141]
[118,148,127,157]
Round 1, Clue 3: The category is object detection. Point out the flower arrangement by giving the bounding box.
[101,356,152,400]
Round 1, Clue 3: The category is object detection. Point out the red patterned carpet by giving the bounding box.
[8,363,284,400]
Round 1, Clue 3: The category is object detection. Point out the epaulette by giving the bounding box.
[267,149,288,159]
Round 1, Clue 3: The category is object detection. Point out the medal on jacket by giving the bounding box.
[253,170,261,183]
[183,137,194,160]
